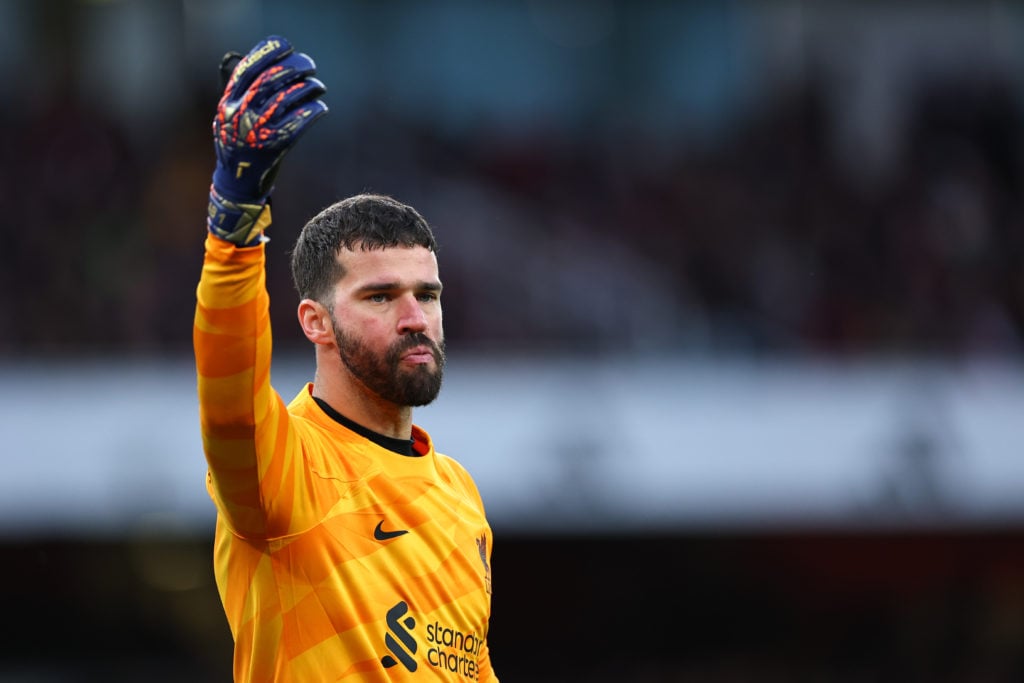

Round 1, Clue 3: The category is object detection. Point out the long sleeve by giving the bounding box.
[194,233,298,538]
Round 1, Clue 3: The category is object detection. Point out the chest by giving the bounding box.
[270,468,493,627]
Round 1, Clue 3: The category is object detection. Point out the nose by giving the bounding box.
[396,294,428,335]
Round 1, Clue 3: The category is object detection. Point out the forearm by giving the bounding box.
[195,233,270,433]
[194,233,280,533]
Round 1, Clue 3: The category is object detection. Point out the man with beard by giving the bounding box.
[195,36,497,682]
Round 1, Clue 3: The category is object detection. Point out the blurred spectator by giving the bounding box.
[2,7,1022,360]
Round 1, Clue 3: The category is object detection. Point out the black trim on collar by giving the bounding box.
[313,396,417,457]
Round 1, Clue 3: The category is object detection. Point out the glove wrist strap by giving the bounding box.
[207,185,272,246]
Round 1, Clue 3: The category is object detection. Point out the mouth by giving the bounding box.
[400,345,436,365]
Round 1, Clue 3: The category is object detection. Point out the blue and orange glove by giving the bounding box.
[207,35,328,246]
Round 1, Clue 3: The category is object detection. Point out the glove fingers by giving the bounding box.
[216,50,320,144]
[247,52,319,107]
[234,96,328,156]
[235,100,327,198]
[225,35,294,99]
[263,78,327,124]
[279,99,329,142]
[241,74,326,147]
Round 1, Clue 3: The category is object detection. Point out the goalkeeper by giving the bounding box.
[195,36,498,682]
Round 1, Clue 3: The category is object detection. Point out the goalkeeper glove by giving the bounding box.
[207,35,328,246]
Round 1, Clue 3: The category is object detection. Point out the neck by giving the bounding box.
[311,364,414,440]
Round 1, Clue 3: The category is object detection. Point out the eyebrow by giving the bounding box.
[355,280,443,294]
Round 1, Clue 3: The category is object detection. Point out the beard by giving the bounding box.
[332,318,446,407]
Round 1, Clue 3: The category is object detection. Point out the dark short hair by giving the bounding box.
[290,193,438,302]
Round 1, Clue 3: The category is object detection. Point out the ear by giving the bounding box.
[297,299,335,346]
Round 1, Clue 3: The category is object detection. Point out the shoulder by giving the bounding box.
[434,451,485,506]
[284,384,379,482]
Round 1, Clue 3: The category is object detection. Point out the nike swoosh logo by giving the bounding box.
[374,521,409,541]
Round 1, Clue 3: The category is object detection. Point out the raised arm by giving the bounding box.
[194,36,327,537]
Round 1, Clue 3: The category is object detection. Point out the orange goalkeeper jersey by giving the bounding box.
[195,234,497,682]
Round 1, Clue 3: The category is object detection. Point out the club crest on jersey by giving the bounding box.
[476,534,492,595]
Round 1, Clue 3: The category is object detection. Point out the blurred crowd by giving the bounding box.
[2,67,1022,359]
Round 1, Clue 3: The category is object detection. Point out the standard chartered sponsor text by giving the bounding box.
[426,621,483,679]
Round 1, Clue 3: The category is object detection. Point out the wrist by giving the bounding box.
[207,185,272,246]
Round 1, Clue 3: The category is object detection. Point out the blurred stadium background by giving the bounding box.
[3,0,1024,680]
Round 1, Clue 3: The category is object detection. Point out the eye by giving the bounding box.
[417,292,439,303]
[368,293,390,303]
